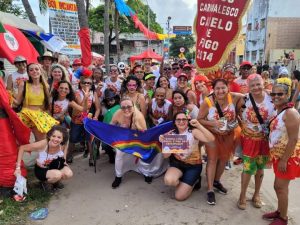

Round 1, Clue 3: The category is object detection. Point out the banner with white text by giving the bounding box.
[195,0,250,72]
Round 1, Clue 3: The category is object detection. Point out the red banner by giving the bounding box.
[195,0,250,72]
[0,24,39,64]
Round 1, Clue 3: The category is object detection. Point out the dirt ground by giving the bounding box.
[30,154,298,225]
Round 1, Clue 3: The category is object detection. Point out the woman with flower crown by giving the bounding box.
[198,70,244,205]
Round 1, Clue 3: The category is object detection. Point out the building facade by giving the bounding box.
[90,32,163,64]
[245,0,300,69]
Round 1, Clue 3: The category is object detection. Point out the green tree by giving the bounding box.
[88,0,163,49]
[169,34,195,60]
[0,0,27,18]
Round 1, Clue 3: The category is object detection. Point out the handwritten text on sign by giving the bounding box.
[195,0,250,71]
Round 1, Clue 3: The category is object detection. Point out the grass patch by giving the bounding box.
[0,170,51,225]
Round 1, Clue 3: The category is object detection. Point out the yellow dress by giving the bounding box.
[18,83,58,133]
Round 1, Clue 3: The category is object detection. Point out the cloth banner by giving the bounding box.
[0,24,39,64]
[195,0,250,72]
[0,79,30,187]
[84,119,174,163]
[25,30,67,53]
[78,28,92,67]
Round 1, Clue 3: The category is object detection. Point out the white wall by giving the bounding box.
[269,0,300,18]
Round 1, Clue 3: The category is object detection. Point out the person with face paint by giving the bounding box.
[121,75,146,117]
[262,81,300,225]
[237,74,275,210]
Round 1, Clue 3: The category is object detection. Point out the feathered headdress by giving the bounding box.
[205,69,236,85]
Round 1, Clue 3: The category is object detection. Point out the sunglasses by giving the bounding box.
[172,67,180,70]
[135,71,144,74]
[73,64,81,66]
[175,118,188,123]
[82,82,92,85]
[121,105,133,110]
[270,92,285,97]
[241,67,252,70]
[110,70,118,73]
[164,68,172,71]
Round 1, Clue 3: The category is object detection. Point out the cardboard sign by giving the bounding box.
[194,0,250,72]
[162,134,189,153]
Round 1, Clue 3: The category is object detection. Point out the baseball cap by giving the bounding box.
[240,61,252,67]
[177,73,188,79]
[183,64,192,70]
[73,58,82,65]
[144,73,156,80]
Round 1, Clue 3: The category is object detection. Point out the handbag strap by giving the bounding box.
[249,93,264,125]
[213,94,224,118]
[268,106,292,128]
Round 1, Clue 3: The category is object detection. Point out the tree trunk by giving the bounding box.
[21,0,37,24]
[74,0,89,28]
[104,0,110,73]
[85,0,90,17]
[114,7,121,62]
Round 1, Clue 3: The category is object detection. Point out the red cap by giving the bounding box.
[82,67,93,77]
[183,64,192,69]
[177,73,188,79]
[73,58,82,65]
[194,74,209,83]
[240,61,252,67]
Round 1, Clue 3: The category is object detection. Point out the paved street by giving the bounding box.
[34,154,299,225]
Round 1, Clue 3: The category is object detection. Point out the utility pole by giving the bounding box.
[104,0,110,73]
[166,16,171,60]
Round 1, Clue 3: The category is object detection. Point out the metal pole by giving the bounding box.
[104,0,110,74]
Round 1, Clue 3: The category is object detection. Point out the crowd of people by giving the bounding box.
[1,52,300,225]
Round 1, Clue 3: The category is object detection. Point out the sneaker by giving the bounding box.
[262,211,280,221]
[144,176,153,184]
[41,182,54,192]
[225,161,232,170]
[269,217,288,225]
[207,191,216,205]
[112,177,122,189]
[213,181,228,194]
[53,181,64,190]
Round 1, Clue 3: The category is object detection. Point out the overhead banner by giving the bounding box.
[48,0,81,55]
[195,0,250,72]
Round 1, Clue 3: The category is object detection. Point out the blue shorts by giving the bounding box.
[169,156,202,186]
[69,122,90,143]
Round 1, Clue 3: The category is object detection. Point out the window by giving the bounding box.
[260,19,266,29]
[247,23,252,31]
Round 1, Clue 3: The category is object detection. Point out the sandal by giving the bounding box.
[237,199,247,210]
[252,197,262,208]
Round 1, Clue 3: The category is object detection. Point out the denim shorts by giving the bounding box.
[169,156,202,186]
[69,122,90,143]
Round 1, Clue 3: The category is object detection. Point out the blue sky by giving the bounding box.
[28,0,197,33]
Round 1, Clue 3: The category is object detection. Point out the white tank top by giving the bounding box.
[151,98,171,120]
[36,145,64,166]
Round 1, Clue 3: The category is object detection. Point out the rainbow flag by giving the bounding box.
[84,118,174,163]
